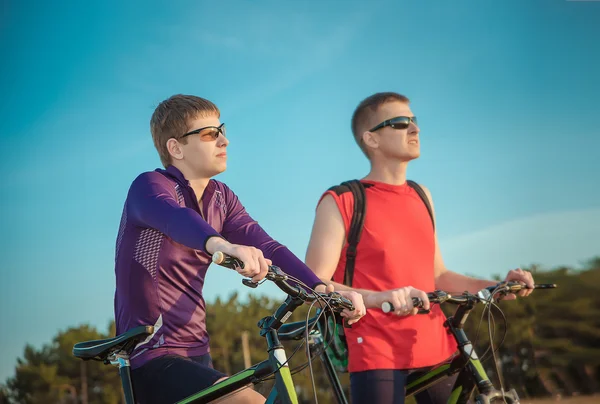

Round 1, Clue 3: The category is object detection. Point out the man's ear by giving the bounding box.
[166,138,184,161]
[362,131,379,150]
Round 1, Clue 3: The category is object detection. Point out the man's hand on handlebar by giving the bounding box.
[207,238,270,282]
[367,286,431,316]
[315,284,366,325]
[501,268,535,300]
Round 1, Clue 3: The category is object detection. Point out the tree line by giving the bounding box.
[2,258,599,403]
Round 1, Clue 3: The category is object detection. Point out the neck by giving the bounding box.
[363,158,409,185]
[188,178,210,201]
[172,162,211,201]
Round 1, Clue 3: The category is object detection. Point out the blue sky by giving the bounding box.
[1,0,599,383]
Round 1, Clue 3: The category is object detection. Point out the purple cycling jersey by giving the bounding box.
[114,165,322,368]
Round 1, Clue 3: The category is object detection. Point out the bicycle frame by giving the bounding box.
[314,295,520,404]
[175,345,297,404]
[176,294,308,404]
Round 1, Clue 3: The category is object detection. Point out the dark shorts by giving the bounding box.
[350,369,460,404]
[131,354,226,404]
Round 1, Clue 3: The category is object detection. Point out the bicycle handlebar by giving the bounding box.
[381,281,557,313]
[212,251,355,312]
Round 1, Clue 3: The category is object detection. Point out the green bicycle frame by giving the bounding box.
[175,360,272,404]
[176,346,298,404]
[177,295,307,404]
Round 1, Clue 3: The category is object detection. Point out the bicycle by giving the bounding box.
[72,251,355,404]
[278,281,557,404]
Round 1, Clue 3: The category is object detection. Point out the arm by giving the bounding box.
[128,172,221,251]
[305,194,378,305]
[305,194,429,313]
[421,185,534,297]
[129,174,280,282]
[220,186,323,289]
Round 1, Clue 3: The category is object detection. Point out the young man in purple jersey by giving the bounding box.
[114,94,365,403]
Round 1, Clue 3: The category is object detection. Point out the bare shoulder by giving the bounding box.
[318,193,337,208]
[315,193,344,223]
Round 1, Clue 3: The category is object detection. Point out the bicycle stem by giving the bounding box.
[259,294,306,336]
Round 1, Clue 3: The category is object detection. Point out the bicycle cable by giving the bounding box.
[251,273,341,402]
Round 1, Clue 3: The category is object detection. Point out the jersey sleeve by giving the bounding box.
[126,172,221,251]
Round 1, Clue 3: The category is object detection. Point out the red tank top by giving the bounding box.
[323,180,457,372]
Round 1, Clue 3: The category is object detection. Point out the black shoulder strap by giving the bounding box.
[340,180,366,287]
[407,180,435,230]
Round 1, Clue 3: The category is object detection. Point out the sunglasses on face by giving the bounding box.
[181,123,226,142]
[369,116,418,132]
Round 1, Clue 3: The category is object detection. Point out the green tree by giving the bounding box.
[6,323,120,404]
[0,384,9,404]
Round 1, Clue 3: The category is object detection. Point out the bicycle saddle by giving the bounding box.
[73,325,153,361]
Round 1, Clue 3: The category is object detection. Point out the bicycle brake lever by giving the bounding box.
[417,309,430,315]
[333,293,355,311]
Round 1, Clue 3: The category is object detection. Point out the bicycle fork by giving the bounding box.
[446,304,521,404]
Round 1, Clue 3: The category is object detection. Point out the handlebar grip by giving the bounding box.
[381,301,394,313]
[212,251,244,270]
[413,297,424,308]
[382,297,425,313]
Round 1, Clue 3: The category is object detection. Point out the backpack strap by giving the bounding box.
[407,180,435,230]
[342,180,367,287]
[326,180,367,287]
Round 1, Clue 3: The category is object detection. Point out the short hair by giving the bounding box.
[351,92,410,157]
[150,94,220,167]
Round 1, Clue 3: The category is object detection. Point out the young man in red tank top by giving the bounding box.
[305,92,535,403]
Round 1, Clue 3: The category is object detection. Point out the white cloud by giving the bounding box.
[440,208,600,278]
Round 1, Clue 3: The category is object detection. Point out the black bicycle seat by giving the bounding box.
[73,325,153,361]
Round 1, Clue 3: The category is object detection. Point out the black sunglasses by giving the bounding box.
[369,116,418,132]
[181,123,226,141]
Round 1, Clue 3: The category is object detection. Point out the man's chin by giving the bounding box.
[212,165,227,176]
[401,151,420,162]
